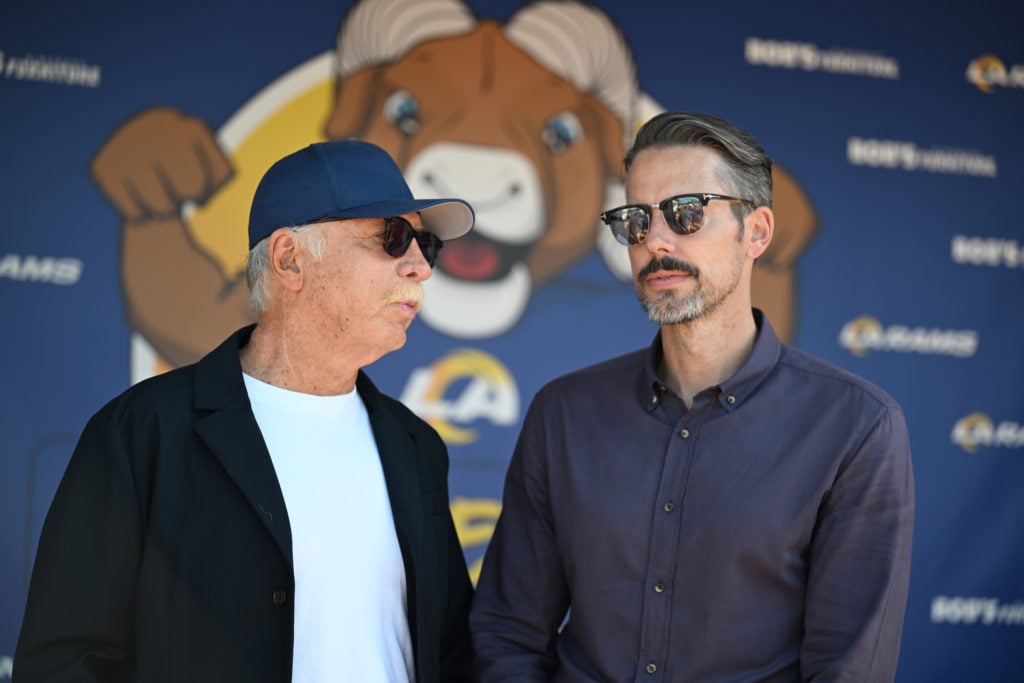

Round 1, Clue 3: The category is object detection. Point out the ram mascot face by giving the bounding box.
[324,0,638,338]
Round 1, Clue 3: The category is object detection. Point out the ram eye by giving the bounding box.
[383,90,421,136]
[541,111,583,154]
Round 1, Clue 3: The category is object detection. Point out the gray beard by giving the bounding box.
[639,270,740,325]
[642,290,707,324]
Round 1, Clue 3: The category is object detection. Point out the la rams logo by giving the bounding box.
[951,412,993,453]
[838,315,884,357]
[400,347,517,582]
[400,349,519,444]
[966,55,1006,93]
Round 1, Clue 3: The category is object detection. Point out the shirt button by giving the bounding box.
[680,428,690,438]
[654,581,665,593]
[272,589,288,607]
[651,395,659,404]
[663,502,674,512]
[646,663,657,674]
[727,394,737,404]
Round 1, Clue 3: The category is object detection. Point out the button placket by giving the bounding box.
[641,411,697,680]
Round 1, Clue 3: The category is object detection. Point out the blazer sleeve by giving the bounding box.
[438,509,475,683]
[14,410,142,682]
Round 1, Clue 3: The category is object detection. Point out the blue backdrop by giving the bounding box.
[2,0,1023,679]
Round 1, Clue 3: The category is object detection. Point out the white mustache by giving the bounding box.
[385,282,424,308]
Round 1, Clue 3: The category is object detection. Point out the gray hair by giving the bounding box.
[624,112,773,216]
[246,224,327,313]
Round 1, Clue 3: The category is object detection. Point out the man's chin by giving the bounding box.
[642,295,705,325]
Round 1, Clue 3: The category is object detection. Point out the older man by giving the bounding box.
[471,112,914,682]
[16,140,475,682]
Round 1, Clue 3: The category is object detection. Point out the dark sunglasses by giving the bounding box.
[380,216,444,267]
[600,193,755,246]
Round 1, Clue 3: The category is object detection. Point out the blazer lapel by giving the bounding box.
[192,327,293,568]
[358,372,423,561]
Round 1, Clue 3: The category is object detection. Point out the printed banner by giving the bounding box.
[1,1,1022,679]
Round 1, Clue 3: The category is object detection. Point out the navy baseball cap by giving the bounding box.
[247,140,475,249]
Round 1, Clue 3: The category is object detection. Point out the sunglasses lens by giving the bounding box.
[603,207,650,245]
[382,217,413,257]
[382,217,443,267]
[663,197,703,235]
[415,232,443,267]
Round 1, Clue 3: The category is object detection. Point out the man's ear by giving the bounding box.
[266,228,304,291]
[746,206,774,260]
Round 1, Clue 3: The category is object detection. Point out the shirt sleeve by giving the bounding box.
[470,396,570,682]
[14,411,141,682]
[801,402,915,682]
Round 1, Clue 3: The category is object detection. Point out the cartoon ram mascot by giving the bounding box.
[91,0,817,372]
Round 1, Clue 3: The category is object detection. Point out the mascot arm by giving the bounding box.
[121,215,253,367]
[92,107,252,367]
[91,107,232,220]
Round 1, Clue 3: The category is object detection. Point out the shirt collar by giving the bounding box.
[639,309,783,412]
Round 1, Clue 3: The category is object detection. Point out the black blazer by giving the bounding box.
[14,326,474,682]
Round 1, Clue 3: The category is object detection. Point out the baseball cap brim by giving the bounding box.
[314,197,474,241]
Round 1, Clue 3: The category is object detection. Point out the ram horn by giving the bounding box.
[336,0,477,78]
[506,0,639,144]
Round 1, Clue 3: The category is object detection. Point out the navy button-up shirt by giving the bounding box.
[471,311,914,682]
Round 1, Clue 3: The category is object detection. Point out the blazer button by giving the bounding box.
[272,589,288,607]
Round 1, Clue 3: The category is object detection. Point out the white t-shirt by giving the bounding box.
[244,374,414,683]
